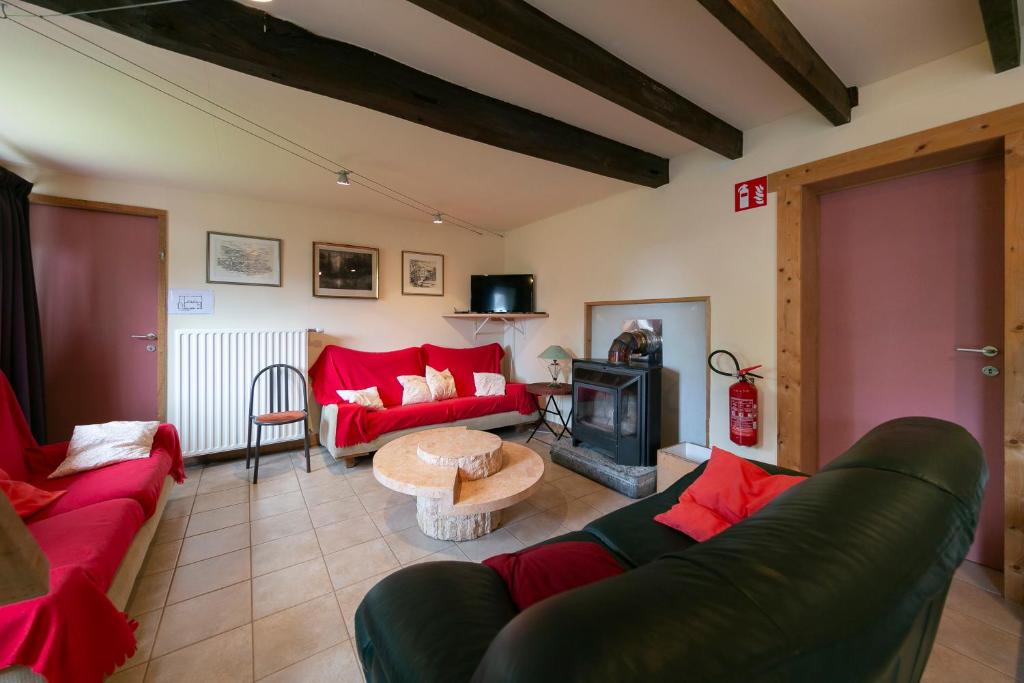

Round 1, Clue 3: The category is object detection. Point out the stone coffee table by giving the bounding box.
[373,427,545,541]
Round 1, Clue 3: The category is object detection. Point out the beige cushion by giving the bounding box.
[474,372,506,397]
[426,366,457,401]
[396,375,433,405]
[49,421,160,479]
[337,387,385,410]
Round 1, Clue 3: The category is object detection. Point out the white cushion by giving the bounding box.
[337,387,384,410]
[474,372,506,397]
[396,375,434,405]
[425,366,457,401]
[49,421,161,479]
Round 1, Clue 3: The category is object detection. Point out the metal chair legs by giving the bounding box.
[253,425,262,484]
[246,421,253,470]
[302,419,311,474]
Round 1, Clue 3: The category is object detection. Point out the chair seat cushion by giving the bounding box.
[28,498,146,591]
[255,410,306,424]
[27,449,172,522]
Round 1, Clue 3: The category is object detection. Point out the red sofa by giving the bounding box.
[0,372,184,683]
[309,343,538,466]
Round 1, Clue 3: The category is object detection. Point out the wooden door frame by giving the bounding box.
[583,296,712,445]
[768,103,1024,601]
[28,194,169,422]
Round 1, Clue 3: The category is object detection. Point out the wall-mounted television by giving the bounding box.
[471,274,535,313]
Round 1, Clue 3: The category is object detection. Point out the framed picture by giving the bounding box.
[207,231,282,287]
[401,251,445,296]
[313,242,379,299]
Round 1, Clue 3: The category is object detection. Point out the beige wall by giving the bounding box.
[10,167,505,416]
[504,43,1024,464]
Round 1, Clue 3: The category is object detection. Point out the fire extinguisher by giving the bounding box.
[708,350,763,447]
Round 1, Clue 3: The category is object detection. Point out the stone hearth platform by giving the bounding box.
[550,440,656,499]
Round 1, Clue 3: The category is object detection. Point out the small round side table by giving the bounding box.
[525,382,573,443]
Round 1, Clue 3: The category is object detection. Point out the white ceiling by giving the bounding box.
[0,0,989,230]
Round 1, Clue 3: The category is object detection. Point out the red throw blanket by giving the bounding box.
[0,567,139,683]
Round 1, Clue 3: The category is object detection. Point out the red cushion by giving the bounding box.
[483,541,624,611]
[363,401,454,435]
[421,344,504,397]
[28,498,145,591]
[27,450,172,522]
[0,467,65,518]
[309,345,425,408]
[654,447,805,541]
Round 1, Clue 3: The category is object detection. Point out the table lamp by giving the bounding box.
[538,345,571,386]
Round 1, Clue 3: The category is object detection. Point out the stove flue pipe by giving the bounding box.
[608,329,659,364]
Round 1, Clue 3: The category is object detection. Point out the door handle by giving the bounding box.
[955,345,998,358]
[131,333,158,341]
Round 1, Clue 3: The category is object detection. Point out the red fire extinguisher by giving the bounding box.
[708,350,763,447]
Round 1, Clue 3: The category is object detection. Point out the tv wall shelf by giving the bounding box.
[443,313,548,339]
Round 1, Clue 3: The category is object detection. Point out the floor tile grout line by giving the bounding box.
[941,603,1024,641]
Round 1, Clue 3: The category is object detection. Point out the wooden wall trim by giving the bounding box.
[768,102,1024,191]
[1005,131,1024,601]
[28,193,169,422]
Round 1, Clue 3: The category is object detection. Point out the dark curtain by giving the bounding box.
[0,166,46,442]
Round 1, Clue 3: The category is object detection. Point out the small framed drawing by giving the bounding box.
[313,242,379,299]
[401,251,444,296]
[207,231,282,287]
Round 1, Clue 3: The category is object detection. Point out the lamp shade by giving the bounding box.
[538,345,571,361]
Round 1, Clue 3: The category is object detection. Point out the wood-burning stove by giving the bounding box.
[571,359,661,466]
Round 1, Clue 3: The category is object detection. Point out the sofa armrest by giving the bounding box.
[355,561,517,683]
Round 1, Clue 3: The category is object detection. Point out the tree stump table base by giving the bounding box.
[374,427,544,541]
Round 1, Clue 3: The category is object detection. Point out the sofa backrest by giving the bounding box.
[0,371,36,481]
[421,343,504,398]
[308,346,425,408]
[470,417,986,683]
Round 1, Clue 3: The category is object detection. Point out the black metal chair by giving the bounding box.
[246,364,310,484]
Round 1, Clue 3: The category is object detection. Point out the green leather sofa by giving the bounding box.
[354,417,986,682]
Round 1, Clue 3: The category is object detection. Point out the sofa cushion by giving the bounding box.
[310,345,425,408]
[27,449,172,522]
[356,561,517,683]
[446,394,518,421]
[654,447,805,541]
[483,541,625,611]
[363,401,454,436]
[584,458,802,567]
[28,498,145,591]
[421,344,504,397]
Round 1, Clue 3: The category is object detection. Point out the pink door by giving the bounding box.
[29,203,162,443]
[818,158,1003,569]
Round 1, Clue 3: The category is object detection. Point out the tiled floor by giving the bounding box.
[111,429,625,682]
[111,429,1024,682]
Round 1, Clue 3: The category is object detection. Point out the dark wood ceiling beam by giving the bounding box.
[406,0,743,159]
[27,0,669,187]
[696,0,856,126]
[979,0,1022,73]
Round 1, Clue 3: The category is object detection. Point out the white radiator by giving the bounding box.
[172,329,308,457]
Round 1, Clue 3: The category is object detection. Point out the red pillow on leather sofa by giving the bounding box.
[421,343,504,397]
[483,541,625,611]
[655,447,805,541]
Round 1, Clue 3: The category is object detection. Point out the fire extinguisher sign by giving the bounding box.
[735,176,767,212]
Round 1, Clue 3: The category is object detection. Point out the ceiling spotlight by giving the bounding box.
[432,213,444,224]
[336,171,350,186]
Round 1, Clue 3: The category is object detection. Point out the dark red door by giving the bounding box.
[818,158,1004,568]
[30,203,161,442]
